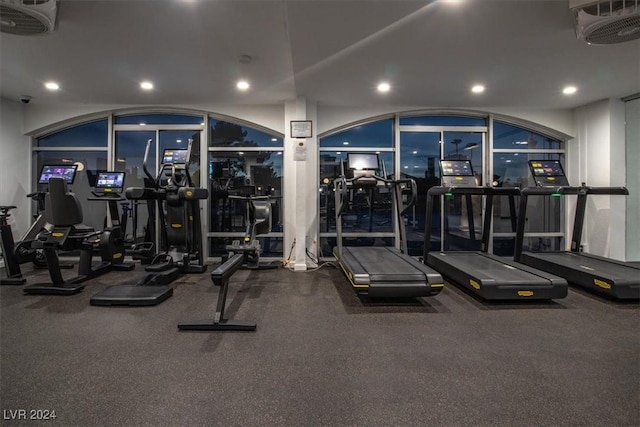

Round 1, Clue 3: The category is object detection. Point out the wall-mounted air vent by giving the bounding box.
[0,0,58,36]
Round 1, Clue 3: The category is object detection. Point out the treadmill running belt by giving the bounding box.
[521,251,640,299]
[427,251,567,300]
[337,246,443,298]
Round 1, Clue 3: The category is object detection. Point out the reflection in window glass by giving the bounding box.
[492,152,563,256]
[114,131,157,244]
[493,122,564,150]
[493,153,562,189]
[159,130,201,187]
[442,131,483,184]
[37,119,108,148]
[399,132,441,256]
[319,151,394,235]
[208,151,283,233]
[115,114,203,125]
[35,151,108,232]
[400,115,486,126]
[209,119,282,147]
[319,119,394,148]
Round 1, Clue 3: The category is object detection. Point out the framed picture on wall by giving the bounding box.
[290,120,312,138]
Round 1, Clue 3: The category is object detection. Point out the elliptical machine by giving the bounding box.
[90,139,208,306]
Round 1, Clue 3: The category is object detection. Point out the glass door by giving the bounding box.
[400,129,486,255]
[399,131,441,256]
[114,130,157,245]
[114,129,204,250]
[442,131,485,251]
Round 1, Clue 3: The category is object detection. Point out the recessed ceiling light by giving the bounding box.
[44,82,59,90]
[237,80,250,91]
[343,141,349,145]
[412,150,418,154]
[471,84,485,94]
[140,81,154,90]
[563,86,577,95]
[377,82,391,93]
[271,138,277,142]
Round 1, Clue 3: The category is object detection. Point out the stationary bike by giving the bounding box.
[14,166,79,269]
[23,177,135,296]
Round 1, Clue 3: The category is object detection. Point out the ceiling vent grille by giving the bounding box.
[0,0,58,35]
[571,0,640,44]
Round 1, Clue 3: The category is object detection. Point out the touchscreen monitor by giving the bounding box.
[38,164,78,184]
[95,172,126,192]
[162,149,188,164]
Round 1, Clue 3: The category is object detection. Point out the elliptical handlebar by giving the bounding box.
[142,139,157,189]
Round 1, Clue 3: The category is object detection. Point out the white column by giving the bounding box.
[283,97,318,271]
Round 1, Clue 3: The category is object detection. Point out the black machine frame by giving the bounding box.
[514,166,638,299]
[333,153,444,298]
[90,138,208,306]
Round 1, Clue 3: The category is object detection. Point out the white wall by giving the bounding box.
[570,98,627,260]
[0,98,31,239]
[626,98,640,261]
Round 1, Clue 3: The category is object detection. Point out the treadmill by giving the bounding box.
[333,153,443,298]
[423,160,568,301]
[514,160,639,300]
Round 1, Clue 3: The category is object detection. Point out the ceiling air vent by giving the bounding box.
[0,0,58,35]
[570,0,640,44]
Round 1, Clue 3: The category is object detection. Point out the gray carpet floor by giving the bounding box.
[1,261,639,427]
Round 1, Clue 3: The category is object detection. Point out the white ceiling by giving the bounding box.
[1,0,639,110]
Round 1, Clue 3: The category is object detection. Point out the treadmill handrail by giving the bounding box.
[585,186,629,196]
[521,185,628,196]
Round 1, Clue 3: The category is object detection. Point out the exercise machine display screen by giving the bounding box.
[38,165,78,184]
[347,153,379,170]
[528,160,569,186]
[95,172,126,193]
[162,149,188,165]
[440,160,474,176]
[529,161,565,177]
[439,160,476,187]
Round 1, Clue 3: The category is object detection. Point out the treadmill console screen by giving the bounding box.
[347,153,379,171]
[162,149,188,165]
[528,160,569,186]
[440,160,474,176]
[439,160,476,187]
[38,165,78,184]
[95,172,126,193]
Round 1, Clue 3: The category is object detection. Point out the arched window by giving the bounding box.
[319,112,567,258]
